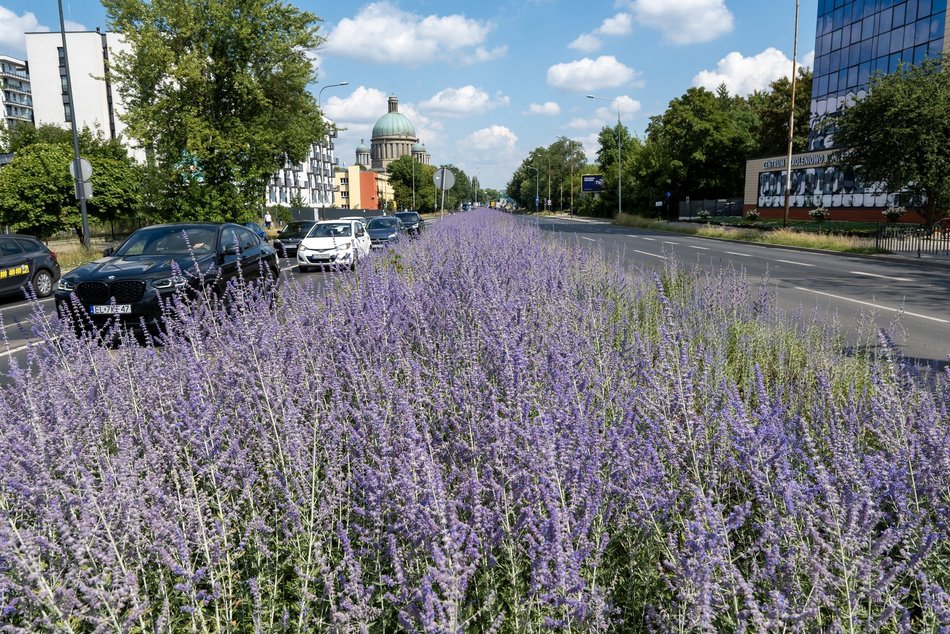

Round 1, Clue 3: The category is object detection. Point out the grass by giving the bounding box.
[614,212,882,253]
[51,243,105,272]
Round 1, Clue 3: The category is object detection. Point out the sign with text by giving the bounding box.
[582,174,604,193]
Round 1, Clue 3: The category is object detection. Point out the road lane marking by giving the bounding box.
[641,237,657,241]
[580,237,597,242]
[281,263,299,272]
[775,259,815,267]
[663,241,679,245]
[632,250,667,260]
[0,336,59,359]
[850,270,914,282]
[726,251,752,257]
[794,286,948,323]
[690,246,710,251]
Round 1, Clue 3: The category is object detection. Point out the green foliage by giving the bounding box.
[103,0,326,222]
[833,56,950,224]
[0,144,81,238]
[506,137,586,212]
[386,155,437,211]
[749,68,813,156]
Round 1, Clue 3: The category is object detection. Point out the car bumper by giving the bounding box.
[297,250,353,264]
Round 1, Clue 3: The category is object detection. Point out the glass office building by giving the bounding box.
[809,0,947,150]
[744,0,946,219]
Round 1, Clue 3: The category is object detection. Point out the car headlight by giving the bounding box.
[152,275,188,290]
[299,244,309,254]
[58,278,75,292]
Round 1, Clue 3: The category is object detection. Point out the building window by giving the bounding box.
[64,103,72,123]
[58,47,65,67]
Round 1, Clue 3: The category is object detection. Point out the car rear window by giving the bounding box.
[14,238,43,253]
[0,238,23,256]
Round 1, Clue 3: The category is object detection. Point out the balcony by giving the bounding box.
[0,68,29,81]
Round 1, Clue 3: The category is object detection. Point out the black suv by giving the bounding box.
[0,234,61,298]
[273,220,317,257]
[55,223,278,333]
[394,211,424,236]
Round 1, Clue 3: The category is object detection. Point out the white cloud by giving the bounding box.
[324,2,500,66]
[571,95,641,129]
[622,0,733,44]
[547,56,639,91]
[692,48,799,96]
[323,86,389,122]
[525,102,561,116]
[462,125,518,152]
[419,86,509,116]
[0,7,46,56]
[802,49,815,70]
[569,13,632,52]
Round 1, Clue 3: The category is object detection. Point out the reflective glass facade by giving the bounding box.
[809,0,947,150]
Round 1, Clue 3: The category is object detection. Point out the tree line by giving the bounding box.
[508,70,813,217]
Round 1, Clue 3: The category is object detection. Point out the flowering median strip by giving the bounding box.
[0,209,946,631]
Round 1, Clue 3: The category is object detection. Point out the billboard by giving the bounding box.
[582,174,604,193]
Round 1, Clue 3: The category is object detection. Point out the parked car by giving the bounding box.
[394,211,424,236]
[296,219,371,272]
[367,216,406,249]
[273,220,317,257]
[0,233,61,299]
[56,223,278,334]
[244,222,268,242]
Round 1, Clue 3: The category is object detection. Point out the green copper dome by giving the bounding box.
[372,112,416,138]
[372,95,416,138]
[412,142,427,153]
[356,139,370,153]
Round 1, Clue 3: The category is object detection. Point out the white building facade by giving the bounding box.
[0,55,32,130]
[266,128,339,208]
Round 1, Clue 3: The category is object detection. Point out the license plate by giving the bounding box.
[90,304,132,315]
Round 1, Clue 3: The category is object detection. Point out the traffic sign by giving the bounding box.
[433,167,455,191]
[665,191,671,199]
[69,157,92,182]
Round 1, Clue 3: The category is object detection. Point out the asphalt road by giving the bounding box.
[521,214,950,369]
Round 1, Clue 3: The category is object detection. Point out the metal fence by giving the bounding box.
[678,198,743,219]
[876,222,950,258]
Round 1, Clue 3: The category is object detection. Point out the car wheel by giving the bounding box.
[32,269,54,298]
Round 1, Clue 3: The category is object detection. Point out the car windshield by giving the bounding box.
[369,218,400,229]
[114,226,217,256]
[395,212,420,223]
[308,223,352,238]
[279,222,314,238]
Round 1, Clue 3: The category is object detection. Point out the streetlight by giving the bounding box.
[783,0,800,227]
[58,0,89,247]
[587,95,622,217]
[316,82,349,207]
[527,166,539,212]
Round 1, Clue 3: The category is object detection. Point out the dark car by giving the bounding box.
[55,223,278,333]
[273,220,317,257]
[244,222,268,242]
[366,216,406,249]
[0,233,61,299]
[394,211,424,236]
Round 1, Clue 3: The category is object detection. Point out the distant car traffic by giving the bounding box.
[394,211,424,236]
[56,223,278,334]
[0,233,61,299]
[296,219,371,272]
[244,222,268,241]
[366,216,406,249]
[273,220,317,257]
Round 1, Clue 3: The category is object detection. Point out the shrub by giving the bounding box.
[745,208,760,221]
[808,206,830,222]
[0,211,946,631]
[883,204,905,222]
[697,209,711,220]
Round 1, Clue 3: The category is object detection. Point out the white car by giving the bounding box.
[296,219,371,272]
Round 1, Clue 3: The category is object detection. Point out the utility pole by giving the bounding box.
[58,0,89,247]
[783,0,800,227]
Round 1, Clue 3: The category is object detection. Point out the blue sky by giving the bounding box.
[1,0,818,189]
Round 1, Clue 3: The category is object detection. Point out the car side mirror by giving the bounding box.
[102,246,114,257]
[221,243,239,256]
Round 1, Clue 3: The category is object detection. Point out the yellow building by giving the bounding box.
[333,166,394,211]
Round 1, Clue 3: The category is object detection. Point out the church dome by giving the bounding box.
[356,140,370,153]
[372,95,416,138]
[412,142,427,153]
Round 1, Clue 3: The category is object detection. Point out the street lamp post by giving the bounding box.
[58,0,89,247]
[783,0,800,227]
[527,166,539,212]
[587,95,622,217]
[317,81,349,207]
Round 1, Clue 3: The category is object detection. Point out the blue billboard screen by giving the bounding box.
[582,174,604,192]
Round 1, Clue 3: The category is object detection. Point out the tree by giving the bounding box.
[0,144,81,239]
[386,156,437,212]
[750,68,813,156]
[833,56,950,225]
[103,0,326,222]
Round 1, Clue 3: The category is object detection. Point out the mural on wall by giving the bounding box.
[756,151,902,209]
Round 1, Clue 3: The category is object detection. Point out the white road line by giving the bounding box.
[775,259,815,267]
[663,241,679,245]
[632,249,667,260]
[726,251,752,257]
[794,286,948,323]
[850,270,914,282]
[690,246,710,251]
[580,237,597,242]
[280,263,299,272]
[0,337,58,359]
[641,237,657,241]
